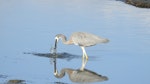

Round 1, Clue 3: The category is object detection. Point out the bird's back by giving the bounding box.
[70,32,109,47]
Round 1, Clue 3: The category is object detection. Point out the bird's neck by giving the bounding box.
[54,68,73,78]
[60,36,72,45]
[54,68,66,78]
[61,37,67,44]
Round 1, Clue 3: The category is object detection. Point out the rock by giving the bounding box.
[125,0,150,8]
[6,79,25,84]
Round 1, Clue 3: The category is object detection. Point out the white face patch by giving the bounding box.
[55,37,59,41]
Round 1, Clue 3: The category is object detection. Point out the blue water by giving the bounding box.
[0,0,150,84]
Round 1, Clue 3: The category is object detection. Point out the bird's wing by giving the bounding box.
[71,32,104,47]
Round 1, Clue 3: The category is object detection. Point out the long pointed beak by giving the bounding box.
[54,39,58,50]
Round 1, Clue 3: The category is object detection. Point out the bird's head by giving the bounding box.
[54,34,61,49]
[54,36,58,50]
[54,34,66,49]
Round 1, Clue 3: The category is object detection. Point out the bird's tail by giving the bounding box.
[103,38,109,43]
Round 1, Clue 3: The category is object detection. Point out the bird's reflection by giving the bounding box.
[53,57,108,83]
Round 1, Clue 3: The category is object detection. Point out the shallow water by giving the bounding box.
[1,0,150,84]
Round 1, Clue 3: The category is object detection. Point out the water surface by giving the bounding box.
[0,0,150,84]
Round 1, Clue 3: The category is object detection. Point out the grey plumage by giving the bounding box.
[54,32,109,70]
[55,32,109,47]
[70,32,109,47]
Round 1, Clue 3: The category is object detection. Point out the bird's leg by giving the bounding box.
[81,47,88,60]
[80,47,88,71]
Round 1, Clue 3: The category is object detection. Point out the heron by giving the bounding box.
[54,32,109,70]
[53,57,108,83]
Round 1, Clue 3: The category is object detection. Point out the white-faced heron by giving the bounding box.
[54,32,109,70]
